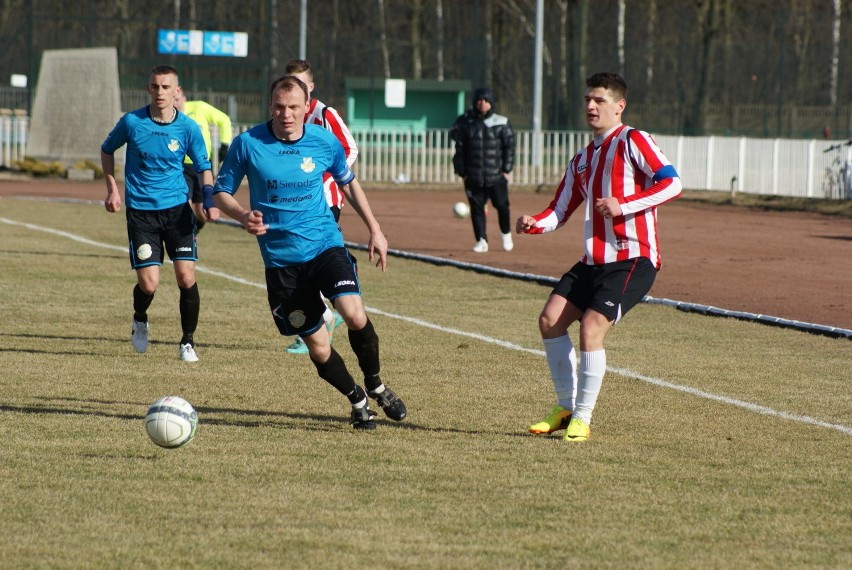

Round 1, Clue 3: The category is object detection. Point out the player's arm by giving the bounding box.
[339,178,387,271]
[323,107,358,167]
[617,131,682,215]
[196,169,220,222]
[100,149,121,213]
[213,192,267,236]
[207,104,233,161]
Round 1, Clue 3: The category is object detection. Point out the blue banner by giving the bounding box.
[158,30,247,57]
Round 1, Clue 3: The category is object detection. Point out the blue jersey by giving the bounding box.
[214,122,355,268]
[101,107,211,210]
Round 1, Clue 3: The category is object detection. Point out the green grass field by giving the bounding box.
[1,198,849,569]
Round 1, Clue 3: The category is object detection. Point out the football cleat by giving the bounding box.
[179,343,199,362]
[563,417,591,442]
[368,386,407,422]
[350,404,378,430]
[528,405,572,434]
[131,320,149,353]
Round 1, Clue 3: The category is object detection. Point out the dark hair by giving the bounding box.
[586,72,628,100]
[269,74,309,101]
[150,64,179,81]
[284,59,312,76]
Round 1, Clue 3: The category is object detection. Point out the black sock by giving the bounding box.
[347,319,381,390]
[311,348,359,398]
[179,283,199,345]
[133,284,154,322]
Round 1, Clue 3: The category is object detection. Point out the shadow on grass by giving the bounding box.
[1,396,536,438]
[0,248,123,259]
[0,332,242,352]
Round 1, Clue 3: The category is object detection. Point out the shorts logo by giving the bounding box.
[288,310,307,328]
[168,139,180,152]
[300,157,316,173]
[176,247,192,252]
[136,243,153,260]
[334,280,356,288]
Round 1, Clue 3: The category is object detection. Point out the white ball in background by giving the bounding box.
[453,201,470,219]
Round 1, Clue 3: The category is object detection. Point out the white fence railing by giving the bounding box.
[3,113,851,199]
[0,112,28,169]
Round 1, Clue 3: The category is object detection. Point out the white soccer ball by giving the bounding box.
[145,396,198,449]
[453,201,470,219]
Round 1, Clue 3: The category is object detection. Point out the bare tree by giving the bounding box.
[436,0,445,81]
[645,0,658,99]
[377,0,391,78]
[829,0,841,107]
[411,0,423,79]
[685,0,723,132]
[617,0,625,74]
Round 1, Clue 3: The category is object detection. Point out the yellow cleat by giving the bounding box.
[563,417,590,442]
[528,405,572,434]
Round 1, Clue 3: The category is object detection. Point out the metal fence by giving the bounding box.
[2,111,850,200]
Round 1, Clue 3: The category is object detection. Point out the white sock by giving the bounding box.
[573,349,606,424]
[542,335,577,411]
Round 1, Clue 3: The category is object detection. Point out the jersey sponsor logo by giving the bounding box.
[300,157,316,173]
[278,148,301,155]
[266,179,312,190]
[136,243,153,260]
[269,194,311,204]
[334,280,356,288]
[168,139,180,152]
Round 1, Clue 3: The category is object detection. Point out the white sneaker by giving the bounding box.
[473,238,488,253]
[131,320,148,353]
[179,343,199,362]
[502,232,514,251]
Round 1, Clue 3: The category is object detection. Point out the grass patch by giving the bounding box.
[1,198,849,569]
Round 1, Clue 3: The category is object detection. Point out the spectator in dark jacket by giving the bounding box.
[451,87,516,253]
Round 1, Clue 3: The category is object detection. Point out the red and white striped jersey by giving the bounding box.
[528,124,681,268]
[304,98,359,208]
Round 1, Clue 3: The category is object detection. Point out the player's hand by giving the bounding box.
[595,197,622,219]
[104,191,121,213]
[205,206,221,222]
[368,230,388,271]
[243,210,268,236]
[516,215,536,234]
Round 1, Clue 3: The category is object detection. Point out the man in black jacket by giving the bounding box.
[451,87,516,253]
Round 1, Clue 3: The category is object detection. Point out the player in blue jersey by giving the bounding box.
[213,75,407,429]
[101,64,217,363]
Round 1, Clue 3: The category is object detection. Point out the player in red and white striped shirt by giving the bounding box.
[518,72,682,442]
[285,59,359,221]
[282,59,360,355]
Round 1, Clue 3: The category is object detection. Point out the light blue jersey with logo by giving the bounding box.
[101,107,211,210]
[214,122,355,268]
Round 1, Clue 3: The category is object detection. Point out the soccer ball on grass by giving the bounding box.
[145,396,198,448]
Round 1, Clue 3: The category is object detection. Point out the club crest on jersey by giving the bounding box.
[300,157,316,173]
[168,139,180,152]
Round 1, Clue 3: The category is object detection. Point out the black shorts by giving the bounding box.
[266,247,361,337]
[126,204,197,269]
[183,163,202,204]
[553,257,656,323]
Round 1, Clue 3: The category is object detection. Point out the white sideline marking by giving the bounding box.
[3,215,850,437]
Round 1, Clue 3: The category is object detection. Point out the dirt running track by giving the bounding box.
[2,178,850,332]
